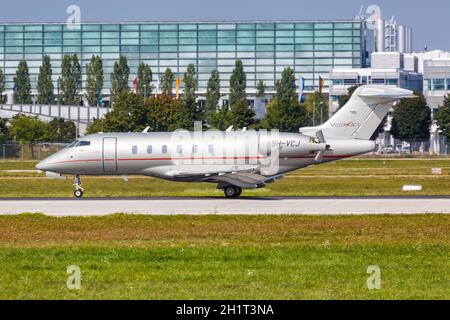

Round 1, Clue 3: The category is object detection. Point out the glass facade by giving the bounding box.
[0,21,364,95]
[428,78,450,91]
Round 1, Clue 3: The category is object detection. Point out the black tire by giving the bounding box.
[74,190,83,198]
[224,186,241,198]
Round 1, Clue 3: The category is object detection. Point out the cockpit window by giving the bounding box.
[78,141,91,147]
[66,140,79,148]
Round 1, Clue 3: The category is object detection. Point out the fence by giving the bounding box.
[374,136,450,156]
[0,142,67,161]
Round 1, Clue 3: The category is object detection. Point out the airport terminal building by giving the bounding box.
[0,20,366,101]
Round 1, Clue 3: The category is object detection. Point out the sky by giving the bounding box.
[1,0,449,51]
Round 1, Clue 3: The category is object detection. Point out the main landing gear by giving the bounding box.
[223,186,242,198]
[73,175,84,198]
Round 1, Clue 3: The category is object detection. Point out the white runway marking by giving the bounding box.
[0,198,449,216]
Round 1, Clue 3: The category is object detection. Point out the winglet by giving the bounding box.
[142,126,150,133]
[226,126,234,132]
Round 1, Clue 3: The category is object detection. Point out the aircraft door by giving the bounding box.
[102,137,118,172]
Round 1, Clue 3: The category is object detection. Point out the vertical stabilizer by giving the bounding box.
[300,85,413,140]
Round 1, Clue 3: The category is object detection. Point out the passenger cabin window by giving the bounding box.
[147,145,152,154]
[162,145,168,154]
[132,146,138,154]
[192,145,198,153]
[177,145,182,154]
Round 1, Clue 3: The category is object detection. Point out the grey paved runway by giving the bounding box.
[0,196,449,216]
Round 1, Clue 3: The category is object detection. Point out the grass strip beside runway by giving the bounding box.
[0,214,448,299]
[0,159,449,197]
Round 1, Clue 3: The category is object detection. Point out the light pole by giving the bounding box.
[57,77,61,118]
[320,101,324,125]
[312,101,316,126]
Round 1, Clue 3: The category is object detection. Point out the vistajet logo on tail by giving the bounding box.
[330,121,361,128]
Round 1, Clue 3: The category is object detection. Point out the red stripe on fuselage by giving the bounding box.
[49,154,354,165]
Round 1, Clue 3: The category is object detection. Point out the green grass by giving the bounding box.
[0,214,449,299]
[1,175,450,197]
[0,159,449,197]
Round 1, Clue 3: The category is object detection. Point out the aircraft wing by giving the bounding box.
[212,172,267,189]
[143,164,283,189]
[165,164,259,178]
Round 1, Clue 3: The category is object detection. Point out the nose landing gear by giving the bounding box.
[73,175,84,198]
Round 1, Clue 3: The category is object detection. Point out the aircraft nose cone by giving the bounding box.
[36,159,50,171]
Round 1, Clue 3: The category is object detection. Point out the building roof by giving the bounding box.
[0,19,361,25]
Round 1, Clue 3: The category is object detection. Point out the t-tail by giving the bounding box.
[300,85,414,140]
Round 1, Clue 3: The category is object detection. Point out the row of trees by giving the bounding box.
[6,54,444,149]
[0,54,327,128]
[0,54,155,106]
[84,60,327,134]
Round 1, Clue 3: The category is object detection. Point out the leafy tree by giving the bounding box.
[182,64,199,123]
[227,60,255,128]
[85,118,105,135]
[86,93,191,133]
[60,54,81,105]
[304,91,329,126]
[110,56,130,104]
[37,55,55,105]
[85,55,104,107]
[434,94,450,139]
[229,60,246,108]
[205,69,221,126]
[228,99,255,129]
[0,68,6,104]
[391,93,431,151]
[275,68,297,103]
[264,67,309,132]
[102,92,145,132]
[264,99,308,132]
[338,85,360,109]
[145,95,188,131]
[0,118,9,142]
[13,60,32,104]
[209,107,229,130]
[45,118,76,142]
[256,80,266,97]
[161,68,174,96]
[9,114,48,158]
[137,62,153,98]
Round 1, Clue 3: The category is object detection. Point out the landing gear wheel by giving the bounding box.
[73,175,84,198]
[74,189,84,198]
[224,186,242,198]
